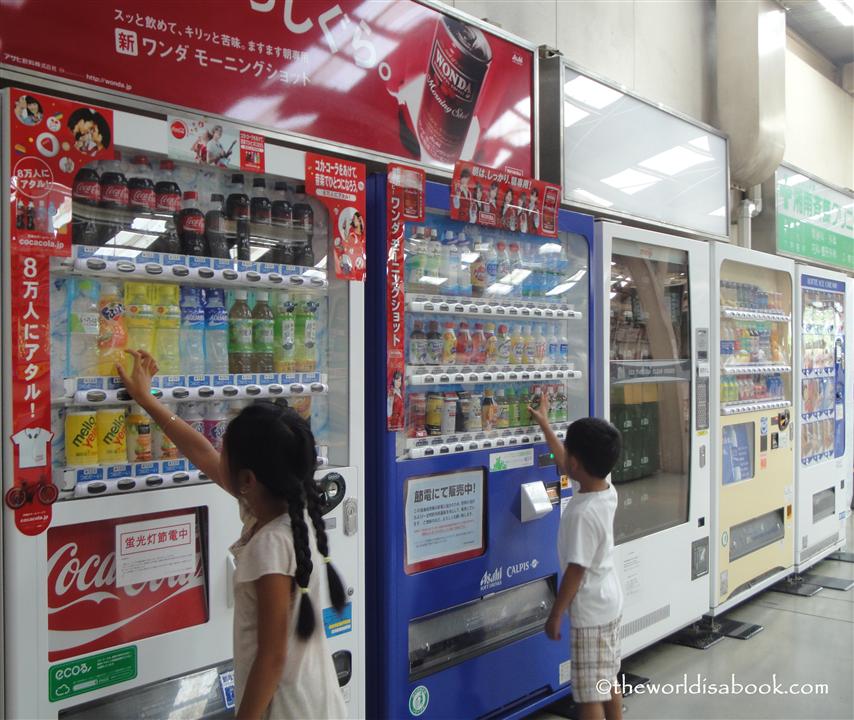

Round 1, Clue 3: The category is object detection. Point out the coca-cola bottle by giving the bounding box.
[250,177,272,225]
[98,151,128,245]
[271,181,293,264]
[71,165,100,245]
[154,159,182,254]
[177,191,207,257]
[205,193,230,259]
[226,174,251,261]
[128,155,156,213]
[292,185,314,267]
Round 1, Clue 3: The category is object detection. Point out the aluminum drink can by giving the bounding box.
[426,392,443,436]
[441,393,458,434]
[466,392,483,431]
[65,409,99,466]
[409,392,427,438]
[417,15,493,163]
[96,407,127,465]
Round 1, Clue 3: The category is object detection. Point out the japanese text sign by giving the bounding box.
[305,153,366,281]
[115,514,197,587]
[405,469,485,573]
[450,161,561,238]
[775,166,854,272]
[0,1,534,174]
[386,164,424,431]
[167,115,265,172]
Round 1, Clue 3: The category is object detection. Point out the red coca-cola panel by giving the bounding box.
[47,509,208,662]
[0,1,534,174]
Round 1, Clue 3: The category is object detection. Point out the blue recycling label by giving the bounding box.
[106,464,132,480]
[134,462,158,476]
[76,467,104,482]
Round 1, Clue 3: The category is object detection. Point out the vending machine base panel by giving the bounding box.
[802,574,854,591]
[771,574,823,597]
[827,551,854,563]
[710,617,763,640]
[666,622,726,650]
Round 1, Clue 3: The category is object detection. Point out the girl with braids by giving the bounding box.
[117,349,347,719]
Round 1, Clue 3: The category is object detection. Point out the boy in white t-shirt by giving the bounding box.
[530,395,624,720]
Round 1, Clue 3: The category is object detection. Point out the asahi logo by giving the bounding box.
[512,53,524,66]
[480,566,502,592]
[432,44,474,101]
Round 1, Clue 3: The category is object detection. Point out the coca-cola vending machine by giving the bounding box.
[1,84,364,718]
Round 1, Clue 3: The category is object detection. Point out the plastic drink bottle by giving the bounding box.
[471,322,487,364]
[226,174,251,260]
[124,282,155,358]
[559,332,569,364]
[470,237,487,297]
[482,389,497,431]
[509,324,524,364]
[456,322,473,365]
[153,284,181,375]
[203,288,229,374]
[496,324,511,365]
[426,229,441,280]
[203,401,229,452]
[177,191,207,257]
[98,152,128,245]
[204,193,230,259]
[228,290,254,373]
[295,300,319,373]
[534,325,548,364]
[509,243,522,271]
[252,291,275,372]
[97,281,128,376]
[457,233,472,297]
[274,294,297,373]
[496,241,510,281]
[506,387,519,427]
[126,404,153,463]
[522,325,536,365]
[69,278,101,376]
[485,240,498,289]
[250,177,272,225]
[495,388,509,429]
[409,320,427,366]
[50,278,69,394]
[179,286,206,375]
[548,328,560,364]
[128,155,156,213]
[441,322,457,365]
[179,402,205,437]
[71,166,100,245]
[155,160,182,214]
[407,227,426,286]
[440,231,456,295]
[271,182,293,264]
[484,323,498,364]
[152,403,179,460]
[518,386,532,426]
[426,321,442,366]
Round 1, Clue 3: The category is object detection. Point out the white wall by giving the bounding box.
[784,49,854,190]
[442,0,715,124]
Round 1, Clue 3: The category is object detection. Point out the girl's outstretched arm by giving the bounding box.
[236,573,292,720]
[117,349,230,493]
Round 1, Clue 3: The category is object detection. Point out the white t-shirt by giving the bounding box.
[231,507,346,720]
[558,482,623,628]
[12,427,53,468]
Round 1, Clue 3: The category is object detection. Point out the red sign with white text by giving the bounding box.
[450,161,561,238]
[6,90,115,533]
[305,153,366,281]
[47,510,208,661]
[0,1,534,174]
[386,165,425,431]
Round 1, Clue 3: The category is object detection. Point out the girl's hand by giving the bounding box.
[545,611,562,641]
[116,349,158,406]
[528,392,550,427]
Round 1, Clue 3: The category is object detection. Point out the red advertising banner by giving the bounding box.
[47,510,208,661]
[9,88,115,257]
[386,164,425,432]
[305,153,366,281]
[449,161,561,238]
[0,1,534,174]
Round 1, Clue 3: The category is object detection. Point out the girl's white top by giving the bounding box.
[231,506,347,719]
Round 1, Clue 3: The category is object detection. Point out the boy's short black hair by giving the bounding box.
[563,417,622,479]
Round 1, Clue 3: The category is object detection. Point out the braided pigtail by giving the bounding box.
[304,475,347,613]
[287,484,316,640]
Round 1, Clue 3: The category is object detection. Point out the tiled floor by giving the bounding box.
[533,515,854,720]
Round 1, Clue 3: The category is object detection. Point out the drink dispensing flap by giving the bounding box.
[520,481,553,522]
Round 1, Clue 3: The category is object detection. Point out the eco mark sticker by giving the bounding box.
[49,646,137,702]
[489,448,533,472]
[409,685,430,716]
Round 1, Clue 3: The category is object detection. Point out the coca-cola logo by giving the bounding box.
[181,214,205,233]
[170,119,188,139]
[130,188,155,210]
[102,183,129,205]
[156,194,181,212]
[73,180,100,202]
[432,44,474,102]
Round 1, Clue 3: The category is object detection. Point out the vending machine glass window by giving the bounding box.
[399,207,589,460]
[609,240,691,544]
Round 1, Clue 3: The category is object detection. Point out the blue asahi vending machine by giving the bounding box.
[366,173,595,719]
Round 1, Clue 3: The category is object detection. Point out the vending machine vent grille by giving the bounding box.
[801,532,840,562]
[619,604,671,640]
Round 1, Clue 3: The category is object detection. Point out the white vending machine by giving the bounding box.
[594,222,712,657]
[790,264,851,584]
[708,243,795,624]
[2,84,364,719]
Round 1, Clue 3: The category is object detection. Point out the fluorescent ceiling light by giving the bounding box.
[419,276,447,286]
[709,206,726,217]
[639,145,712,176]
[568,269,587,282]
[461,252,480,264]
[784,174,809,186]
[601,168,660,195]
[571,187,614,208]
[688,135,711,152]
[485,282,514,297]
[563,76,622,109]
[819,0,854,26]
[546,281,576,296]
[563,102,589,128]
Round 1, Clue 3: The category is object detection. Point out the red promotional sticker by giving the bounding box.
[305,153,366,282]
[386,165,424,431]
[450,161,561,238]
[9,88,115,258]
[47,510,208,661]
[0,1,534,173]
[167,114,266,172]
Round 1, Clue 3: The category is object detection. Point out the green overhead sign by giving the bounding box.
[775,166,854,272]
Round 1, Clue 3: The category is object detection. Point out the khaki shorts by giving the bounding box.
[570,616,622,703]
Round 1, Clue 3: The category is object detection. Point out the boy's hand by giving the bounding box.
[545,611,562,641]
[528,392,550,427]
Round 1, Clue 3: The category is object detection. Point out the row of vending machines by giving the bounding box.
[1,53,851,720]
